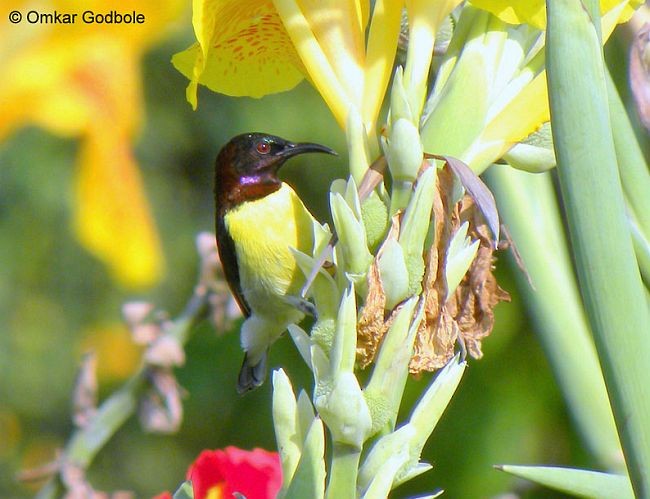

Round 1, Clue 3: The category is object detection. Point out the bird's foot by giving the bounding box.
[284,295,319,320]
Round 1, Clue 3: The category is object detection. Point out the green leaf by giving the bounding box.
[497,465,633,499]
[486,165,622,468]
[364,298,420,434]
[547,0,650,492]
[172,481,194,499]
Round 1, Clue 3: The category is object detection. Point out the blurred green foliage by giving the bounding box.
[1,26,621,499]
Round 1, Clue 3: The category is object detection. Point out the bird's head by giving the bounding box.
[215,133,337,208]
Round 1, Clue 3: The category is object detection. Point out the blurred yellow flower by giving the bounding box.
[79,324,142,381]
[0,0,184,287]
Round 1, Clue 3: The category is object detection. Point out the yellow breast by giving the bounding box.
[224,184,315,317]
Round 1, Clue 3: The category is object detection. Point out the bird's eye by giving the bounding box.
[256,141,271,154]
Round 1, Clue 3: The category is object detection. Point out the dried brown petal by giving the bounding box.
[429,154,500,244]
[356,214,406,367]
[357,262,387,368]
[72,352,98,428]
[451,200,510,359]
[61,462,95,499]
[355,159,509,374]
[410,166,457,372]
[121,301,154,327]
[60,461,135,499]
[144,334,185,367]
[411,167,509,373]
[139,368,183,433]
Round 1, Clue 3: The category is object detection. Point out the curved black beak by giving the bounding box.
[279,142,338,159]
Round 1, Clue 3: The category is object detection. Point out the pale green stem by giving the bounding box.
[486,165,622,469]
[547,0,650,495]
[389,180,414,215]
[325,443,361,499]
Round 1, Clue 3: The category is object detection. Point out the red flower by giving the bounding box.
[187,447,282,499]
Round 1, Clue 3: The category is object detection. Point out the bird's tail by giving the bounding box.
[237,351,268,394]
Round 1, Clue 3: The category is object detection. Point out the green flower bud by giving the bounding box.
[287,325,313,369]
[377,239,410,310]
[330,192,373,289]
[283,417,326,499]
[404,356,466,468]
[312,219,334,256]
[291,250,339,319]
[314,372,372,448]
[296,390,316,439]
[313,288,372,448]
[445,222,479,294]
[503,123,556,173]
[390,66,414,124]
[172,481,193,499]
[361,448,410,499]
[359,356,466,492]
[364,298,420,434]
[358,424,416,493]
[394,462,435,488]
[399,167,436,295]
[385,118,424,183]
[330,177,363,220]
[329,286,357,374]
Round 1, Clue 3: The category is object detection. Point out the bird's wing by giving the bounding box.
[216,217,251,318]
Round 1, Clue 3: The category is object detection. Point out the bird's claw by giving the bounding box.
[284,296,319,320]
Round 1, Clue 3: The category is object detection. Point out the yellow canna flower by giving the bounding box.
[421,1,639,175]
[173,0,405,135]
[469,0,642,30]
[1,0,183,288]
[172,0,306,107]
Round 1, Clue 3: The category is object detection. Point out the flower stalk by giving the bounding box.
[33,234,230,498]
[546,0,650,494]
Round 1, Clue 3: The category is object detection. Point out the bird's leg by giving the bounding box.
[283,295,319,320]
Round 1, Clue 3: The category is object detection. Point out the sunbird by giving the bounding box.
[214,133,336,393]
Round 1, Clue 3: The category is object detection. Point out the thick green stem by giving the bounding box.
[546,0,650,495]
[325,443,362,499]
[487,166,622,469]
[389,180,413,215]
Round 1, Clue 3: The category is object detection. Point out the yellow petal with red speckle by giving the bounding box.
[173,0,305,108]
